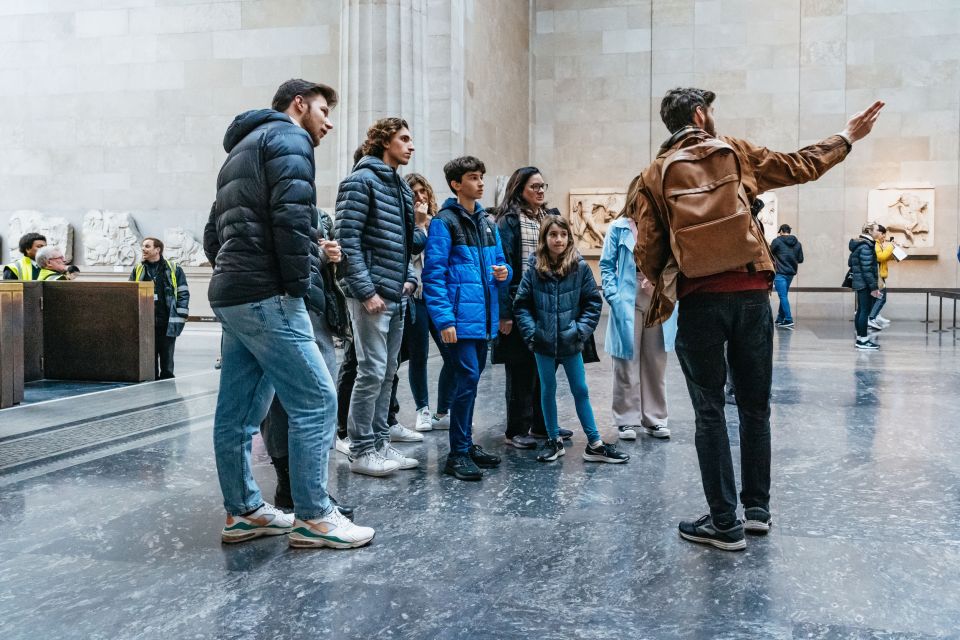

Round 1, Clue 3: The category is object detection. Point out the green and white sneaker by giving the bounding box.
[289,508,375,549]
[221,502,294,543]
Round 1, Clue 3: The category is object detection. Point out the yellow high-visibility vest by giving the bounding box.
[134,259,179,301]
[38,268,66,281]
[3,256,38,281]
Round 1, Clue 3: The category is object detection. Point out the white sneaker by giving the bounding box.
[644,425,671,439]
[335,436,351,457]
[867,318,884,331]
[389,422,424,442]
[379,443,419,470]
[876,314,891,326]
[432,413,450,430]
[221,502,294,543]
[350,450,401,477]
[617,426,638,441]
[414,407,433,432]
[289,509,375,549]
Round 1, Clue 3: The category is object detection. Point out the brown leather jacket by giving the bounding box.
[632,129,851,325]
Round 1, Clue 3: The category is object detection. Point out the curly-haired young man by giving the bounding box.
[334,117,423,477]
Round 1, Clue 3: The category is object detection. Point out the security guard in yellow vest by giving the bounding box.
[130,237,190,379]
[2,232,46,280]
[34,246,73,281]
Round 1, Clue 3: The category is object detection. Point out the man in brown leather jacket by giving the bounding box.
[632,87,883,551]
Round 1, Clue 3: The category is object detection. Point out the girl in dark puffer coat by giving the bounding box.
[514,216,630,464]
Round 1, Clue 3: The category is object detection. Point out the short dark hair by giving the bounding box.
[877,224,887,234]
[143,237,164,254]
[778,224,792,234]
[19,232,46,254]
[272,79,339,112]
[361,117,409,159]
[443,156,486,193]
[352,145,364,168]
[660,87,716,133]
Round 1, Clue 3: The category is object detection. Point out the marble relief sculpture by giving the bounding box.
[164,226,210,266]
[867,185,934,248]
[82,210,143,266]
[569,188,625,256]
[7,210,73,263]
[756,191,778,244]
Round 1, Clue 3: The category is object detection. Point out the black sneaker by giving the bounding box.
[469,444,501,468]
[329,495,355,521]
[582,442,630,464]
[536,439,565,462]
[532,428,573,440]
[678,514,746,551]
[855,339,880,350]
[505,434,537,449]
[443,453,483,481]
[777,320,795,329]
[743,507,772,535]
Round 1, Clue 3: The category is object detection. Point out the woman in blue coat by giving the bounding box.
[599,177,677,441]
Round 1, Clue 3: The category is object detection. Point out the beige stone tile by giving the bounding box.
[552,9,579,33]
[75,9,129,38]
[900,160,959,185]
[242,0,336,29]
[157,32,213,61]
[241,55,303,87]
[579,6,629,31]
[184,58,241,89]
[602,28,651,54]
[535,10,554,34]
[801,0,844,18]
[101,34,158,64]
[212,26,331,59]
[800,65,845,92]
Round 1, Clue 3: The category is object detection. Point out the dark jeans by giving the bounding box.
[154,323,176,379]
[869,288,887,320]
[854,288,874,338]
[446,339,487,455]
[773,274,793,323]
[675,291,773,525]
[504,353,546,438]
[426,311,455,415]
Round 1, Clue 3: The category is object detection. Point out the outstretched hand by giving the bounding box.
[841,100,885,144]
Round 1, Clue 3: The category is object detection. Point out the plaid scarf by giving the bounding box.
[519,208,544,264]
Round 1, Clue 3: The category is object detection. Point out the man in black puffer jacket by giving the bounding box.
[848,223,882,349]
[205,79,374,550]
[334,117,421,478]
[769,224,804,329]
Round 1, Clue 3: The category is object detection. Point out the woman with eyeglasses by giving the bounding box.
[493,166,572,449]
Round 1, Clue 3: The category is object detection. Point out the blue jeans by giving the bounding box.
[213,295,336,520]
[409,297,453,412]
[773,274,793,323]
[533,352,601,443]
[675,291,772,525]
[446,338,487,454]
[869,288,886,319]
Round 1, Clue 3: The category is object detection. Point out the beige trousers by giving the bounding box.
[611,307,668,428]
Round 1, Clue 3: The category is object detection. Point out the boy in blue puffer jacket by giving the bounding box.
[422,156,512,481]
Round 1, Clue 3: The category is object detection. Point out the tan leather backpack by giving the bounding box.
[660,135,769,278]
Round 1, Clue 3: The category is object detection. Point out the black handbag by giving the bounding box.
[841,269,853,289]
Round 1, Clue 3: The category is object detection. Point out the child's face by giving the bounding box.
[546,226,569,257]
[412,184,428,205]
[455,171,484,201]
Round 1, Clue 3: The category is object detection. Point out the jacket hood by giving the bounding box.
[223,109,294,152]
[658,126,711,154]
[849,236,873,251]
[440,197,486,218]
[353,154,403,182]
[780,235,799,247]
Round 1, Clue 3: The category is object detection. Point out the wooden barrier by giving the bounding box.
[0,282,24,408]
[21,281,43,382]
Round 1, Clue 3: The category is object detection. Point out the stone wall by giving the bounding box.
[532,0,960,298]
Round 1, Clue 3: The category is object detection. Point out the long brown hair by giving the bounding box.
[620,174,644,220]
[535,216,578,277]
[404,173,438,216]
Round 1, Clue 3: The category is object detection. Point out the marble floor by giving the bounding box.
[1,317,959,639]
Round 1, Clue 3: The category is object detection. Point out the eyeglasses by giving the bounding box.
[49,256,65,261]
[528,183,548,192]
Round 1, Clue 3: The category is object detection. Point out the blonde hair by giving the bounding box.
[535,216,579,278]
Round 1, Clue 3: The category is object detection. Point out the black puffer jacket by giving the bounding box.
[204,110,315,308]
[770,235,804,276]
[513,255,603,358]
[334,155,417,303]
[848,235,879,291]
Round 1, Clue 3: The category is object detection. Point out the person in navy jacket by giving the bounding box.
[422,156,511,481]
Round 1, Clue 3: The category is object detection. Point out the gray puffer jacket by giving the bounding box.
[334,155,418,303]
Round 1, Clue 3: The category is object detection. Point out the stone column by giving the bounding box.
[338,0,430,177]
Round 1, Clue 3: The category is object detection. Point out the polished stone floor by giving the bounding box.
[1,317,958,639]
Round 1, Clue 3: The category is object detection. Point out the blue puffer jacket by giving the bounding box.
[514,255,603,358]
[422,198,510,340]
[334,155,417,303]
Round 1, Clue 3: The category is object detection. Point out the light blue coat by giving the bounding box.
[599,218,677,359]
